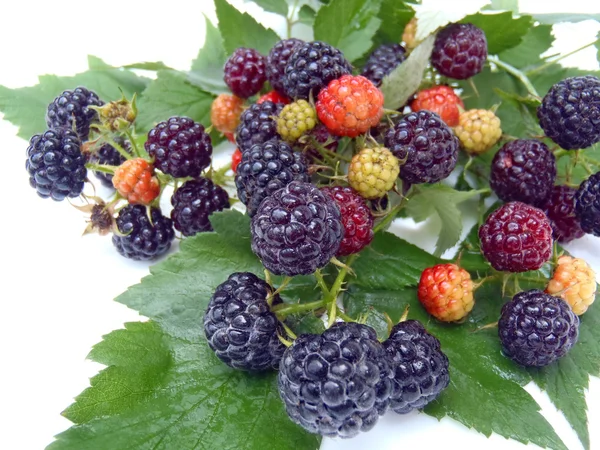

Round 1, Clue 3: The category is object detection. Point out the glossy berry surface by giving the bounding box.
[479,202,553,272]
[112,205,174,260]
[26,128,87,201]
[266,38,304,95]
[251,181,343,276]
[235,101,283,153]
[545,185,585,243]
[537,75,600,150]
[348,147,400,199]
[90,139,129,188]
[45,86,104,141]
[418,264,474,322]
[453,109,502,154]
[431,23,487,80]
[112,158,160,205]
[499,289,579,367]
[277,100,317,142]
[145,116,212,178]
[575,172,600,236]
[231,148,243,173]
[211,94,245,135]
[235,140,309,217]
[282,41,352,100]
[278,322,393,438]
[171,178,230,236]
[204,272,285,371]
[546,255,597,315]
[383,320,450,414]
[410,85,464,127]
[384,110,459,184]
[223,47,267,98]
[361,44,406,87]
[317,75,384,138]
[490,139,556,208]
[321,186,374,256]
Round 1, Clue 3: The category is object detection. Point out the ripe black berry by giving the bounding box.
[384,110,459,184]
[171,178,230,236]
[235,140,309,217]
[112,205,175,260]
[204,272,285,371]
[499,289,579,367]
[538,75,600,150]
[479,202,553,272]
[145,116,212,178]
[251,181,343,276]
[282,41,352,100]
[90,139,130,188]
[235,101,282,153]
[545,185,585,243]
[46,87,104,141]
[26,128,87,201]
[361,44,407,87]
[266,38,304,95]
[575,171,600,236]
[490,139,556,208]
[224,47,267,99]
[278,322,393,438]
[383,320,449,414]
[431,23,487,80]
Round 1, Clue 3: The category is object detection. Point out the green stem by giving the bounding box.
[488,55,540,98]
[104,136,132,161]
[553,149,569,159]
[86,163,116,174]
[125,129,145,158]
[272,299,327,317]
[314,270,330,296]
[527,41,598,76]
[373,193,410,234]
[326,254,358,327]
[286,0,299,38]
[337,310,356,322]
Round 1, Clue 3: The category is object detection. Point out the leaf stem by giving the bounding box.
[488,55,540,98]
[86,163,117,174]
[373,193,410,234]
[314,270,330,296]
[103,135,132,161]
[272,299,327,317]
[526,41,599,76]
[326,254,358,327]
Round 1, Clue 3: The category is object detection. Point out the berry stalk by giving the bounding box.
[488,55,540,98]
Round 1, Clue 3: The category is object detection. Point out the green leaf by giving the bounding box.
[189,15,229,95]
[499,24,554,69]
[405,184,483,257]
[50,322,319,450]
[596,31,600,64]
[122,61,172,71]
[373,0,414,45]
[297,5,317,26]
[531,13,600,24]
[250,0,288,15]
[313,0,382,62]
[214,0,281,55]
[0,56,147,140]
[461,12,533,54]
[487,0,518,13]
[135,71,214,134]
[412,1,488,42]
[380,34,435,109]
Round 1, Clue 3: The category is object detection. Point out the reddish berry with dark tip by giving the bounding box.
[321,186,374,256]
[266,38,304,95]
[410,85,464,127]
[431,23,487,80]
[235,101,283,153]
[223,47,267,99]
[479,202,553,272]
[145,116,212,178]
[545,185,585,243]
[361,44,407,87]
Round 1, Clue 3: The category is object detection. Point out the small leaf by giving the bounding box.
[412,0,490,42]
[249,0,288,15]
[297,5,317,26]
[313,0,382,62]
[487,0,518,12]
[380,34,435,109]
[214,0,281,55]
[122,61,172,71]
[135,71,215,133]
[188,15,229,95]
[461,12,533,54]
[373,0,415,45]
[531,13,600,24]
[499,24,554,69]
[405,184,483,256]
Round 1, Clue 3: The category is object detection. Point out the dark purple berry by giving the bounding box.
[266,38,304,95]
[545,185,585,243]
[575,171,600,236]
[431,23,487,80]
[361,44,407,87]
[235,101,283,153]
[46,87,104,141]
[90,139,130,188]
[223,47,267,98]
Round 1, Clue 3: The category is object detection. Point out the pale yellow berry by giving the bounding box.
[277,100,317,142]
[454,109,502,154]
[348,147,399,199]
[546,255,597,315]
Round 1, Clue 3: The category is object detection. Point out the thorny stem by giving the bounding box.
[488,55,540,98]
[373,193,411,233]
[527,41,599,76]
[314,270,330,296]
[103,135,133,161]
[273,299,327,317]
[326,253,359,328]
[125,129,144,158]
[86,163,116,174]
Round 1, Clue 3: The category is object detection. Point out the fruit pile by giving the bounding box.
[20,12,600,444]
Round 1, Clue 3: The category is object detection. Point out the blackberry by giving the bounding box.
[575,171,600,236]
[145,116,212,178]
[384,110,459,184]
[490,139,556,208]
[383,320,450,414]
[223,47,267,99]
[204,272,285,371]
[46,86,104,141]
[321,186,374,256]
[112,205,174,261]
[361,44,407,87]
[546,185,585,243]
[266,38,304,95]
[251,181,343,276]
[278,322,393,438]
[235,140,310,217]
[235,101,283,153]
[431,23,487,80]
[90,139,130,188]
[282,41,352,100]
[499,289,579,367]
[479,202,553,272]
[171,178,230,236]
[537,75,600,150]
[26,128,87,201]
[301,123,340,163]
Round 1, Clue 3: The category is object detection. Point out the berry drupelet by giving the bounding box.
[46,86,104,141]
[361,44,407,87]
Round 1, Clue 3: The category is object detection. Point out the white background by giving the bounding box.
[0,1,600,449]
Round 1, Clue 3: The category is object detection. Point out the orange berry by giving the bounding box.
[112,158,160,205]
[210,94,245,135]
[418,263,474,322]
[546,255,597,315]
[410,85,464,127]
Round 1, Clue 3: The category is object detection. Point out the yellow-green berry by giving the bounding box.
[277,100,317,142]
[454,109,502,154]
[348,147,399,199]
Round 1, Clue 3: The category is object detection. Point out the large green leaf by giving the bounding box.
[313,0,382,62]
[499,24,554,69]
[461,12,533,54]
[214,0,281,55]
[372,0,414,46]
[0,56,147,140]
[250,0,288,16]
[188,15,229,95]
